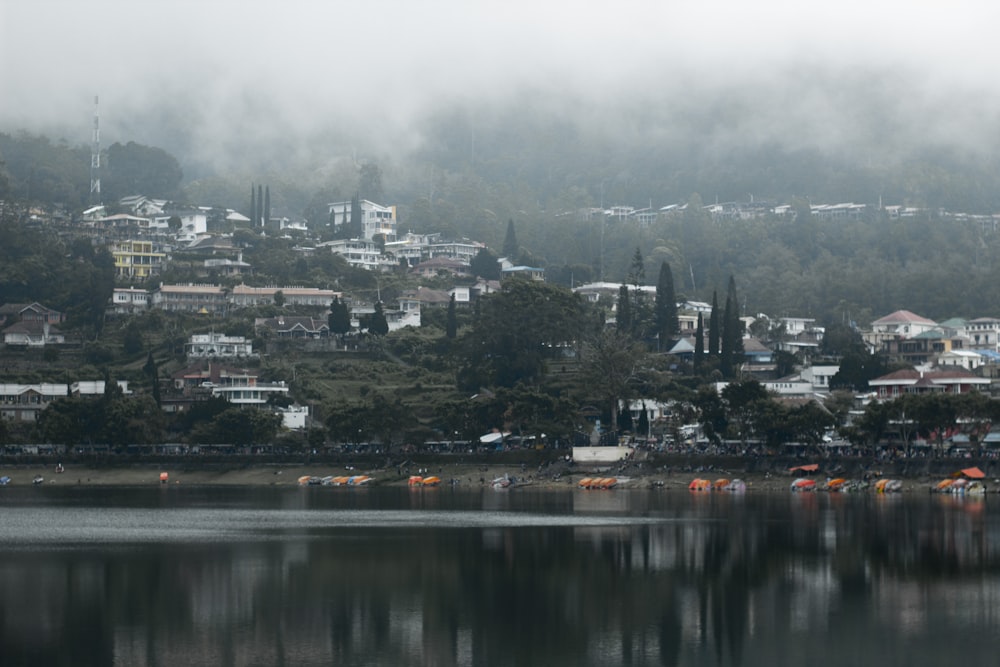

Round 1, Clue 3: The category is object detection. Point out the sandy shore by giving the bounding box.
[0,461,971,493]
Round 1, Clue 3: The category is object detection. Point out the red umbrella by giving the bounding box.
[962,467,986,479]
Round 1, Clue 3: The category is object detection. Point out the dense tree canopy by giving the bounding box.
[458,279,588,389]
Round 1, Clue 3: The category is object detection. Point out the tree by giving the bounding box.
[502,218,519,260]
[328,297,352,340]
[446,293,457,339]
[653,262,679,347]
[720,275,743,379]
[721,379,769,446]
[457,279,586,389]
[264,185,271,226]
[369,302,389,336]
[250,183,256,227]
[349,192,363,238]
[470,248,501,280]
[257,184,264,226]
[615,284,632,335]
[273,290,285,308]
[694,313,705,373]
[143,351,161,407]
[579,329,646,437]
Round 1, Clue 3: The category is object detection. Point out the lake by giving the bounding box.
[0,485,997,666]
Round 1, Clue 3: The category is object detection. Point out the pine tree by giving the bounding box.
[654,262,679,346]
[257,184,264,226]
[502,219,519,261]
[350,192,363,238]
[721,275,743,379]
[370,301,389,336]
[250,183,256,227]
[264,185,271,228]
[708,290,720,356]
[694,313,705,373]
[616,284,632,335]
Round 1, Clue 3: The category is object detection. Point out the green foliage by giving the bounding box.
[653,262,679,344]
[457,279,587,389]
[38,393,165,446]
[103,141,183,201]
[189,407,282,445]
[470,248,501,280]
[502,219,519,259]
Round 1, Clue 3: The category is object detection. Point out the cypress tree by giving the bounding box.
[350,192,362,238]
[257,184,264,226]
[694,313,705,373]
[370,302,389,336]
[328,297,352,342]
[654,262,679,346]
[708,290,720,356]
[721,274,744,379]
[264,185,271,228]
[616,284,632,335]
[250,184,256,227]
[502,219,519,260]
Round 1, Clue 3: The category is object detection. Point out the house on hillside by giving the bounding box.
[0,302,64,327]
[864,310,938,354]
[868,367,991,400]
[2,321,65,347]
[185,332,255,359]
[254,315,330,339]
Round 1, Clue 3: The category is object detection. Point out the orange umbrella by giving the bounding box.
[962,467,986,479]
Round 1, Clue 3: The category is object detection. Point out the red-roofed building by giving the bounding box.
[868,368,991,400]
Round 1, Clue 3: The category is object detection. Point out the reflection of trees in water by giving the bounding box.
[6,494,1000,665]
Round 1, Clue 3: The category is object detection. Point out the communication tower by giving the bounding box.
[90,95,101,204]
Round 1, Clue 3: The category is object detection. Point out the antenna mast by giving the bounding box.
[90,95,101,204]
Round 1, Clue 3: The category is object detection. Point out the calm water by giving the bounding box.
[0,485,998,666]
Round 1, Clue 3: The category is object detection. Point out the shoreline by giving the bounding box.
[0,461,990,493]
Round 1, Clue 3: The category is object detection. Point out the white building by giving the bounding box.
[110,287,150,315]
[185,332,255,359]
[318,239,395,271]
[326,199,397,241]
[211,382,289,405]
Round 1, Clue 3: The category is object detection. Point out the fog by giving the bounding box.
[3,0,1000,177]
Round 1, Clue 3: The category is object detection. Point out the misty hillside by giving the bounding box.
[4,68,1000,324]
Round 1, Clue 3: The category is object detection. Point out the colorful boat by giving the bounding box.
[422,476,442,486]
[713,478,731,490]
[408,475,424,486]
[688,478,711,491]
[578,477,594,488]
[790,478,816,492]
[348,475,372,486]
[824,478,848,492]
[874,478,903,493]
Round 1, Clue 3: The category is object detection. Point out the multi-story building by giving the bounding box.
[230,284,338,308]
[185,332,255,359]
[151,284,228,314]
[110,239,166,279]
[109,288,150,315]
[317,239,395,271]
[326,199,397,241]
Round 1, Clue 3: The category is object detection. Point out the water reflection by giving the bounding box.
[0,488,998,666]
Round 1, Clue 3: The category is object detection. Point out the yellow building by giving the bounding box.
[110,240,166,279]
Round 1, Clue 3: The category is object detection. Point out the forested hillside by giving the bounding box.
[4,92,1000,326]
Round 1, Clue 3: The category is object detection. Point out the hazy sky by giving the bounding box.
[3,0,999,167]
